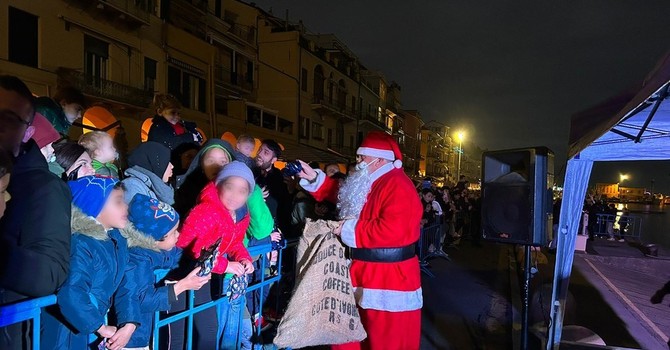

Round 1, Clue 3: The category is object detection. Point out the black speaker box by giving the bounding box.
[481,147,554,246]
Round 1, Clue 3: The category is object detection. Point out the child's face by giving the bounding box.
[159,108,181,124]
[237,141,254,157]
[97,188,128,230]
[202,148,230,180]
[423,192,434,203]
[61,103,83,124]
[95,135,117,163]
[0,174,10,220]
[218,177,250,212]
[156,224,180,251]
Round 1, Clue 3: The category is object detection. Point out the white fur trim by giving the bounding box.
[393,159,402,168]
[369,162,394,183]
[357,147,395,160]
[340,219,358,248]
[299,170,326,192]
[355,287,423,312]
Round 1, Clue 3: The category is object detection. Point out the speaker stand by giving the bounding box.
[522,244,532,349]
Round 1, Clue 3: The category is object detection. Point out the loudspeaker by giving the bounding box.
[481,147,554,246]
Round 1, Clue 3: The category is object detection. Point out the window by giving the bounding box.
[327,128,333,146]
[8,7,38,68]
[279,118,293,135]
[168,66,207,112]
[215,96,228,115]
[247,106,262,126]
[84,35,109,87]
[299,117,310,139]
[349,135,354,147]
[301,68,308,92]
[263,112,277,130]
[144,57,157,91]
[215,0,222,18]
[351,96,356,114]
[312,122,324,140]
[246,61,254,84]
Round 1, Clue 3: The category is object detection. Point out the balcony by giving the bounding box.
[359,112,389,131]
[311,96,356,122]
[57,68,153,107]
[227,22,256,46]
[214,65,253,94]
[62,0,152,27]
[102,0,151,23]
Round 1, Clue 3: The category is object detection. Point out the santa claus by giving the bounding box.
[296,131,424,350]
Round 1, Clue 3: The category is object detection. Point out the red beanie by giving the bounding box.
[32,112,60,148]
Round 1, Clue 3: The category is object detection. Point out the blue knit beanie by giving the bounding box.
[128,194,180,240]
[68,176,119,218]
[215,161,255,191]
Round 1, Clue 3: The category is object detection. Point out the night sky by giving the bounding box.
[252,0,670,192]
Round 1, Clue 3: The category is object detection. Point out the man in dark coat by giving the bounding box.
[0,76,72,350]
[254,139,292,232]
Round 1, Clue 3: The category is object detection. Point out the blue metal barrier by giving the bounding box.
[0,242,295,350]
[0,294,56,350]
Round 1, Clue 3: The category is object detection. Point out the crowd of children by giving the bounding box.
[0,76,296,350]
[0,74,385,349]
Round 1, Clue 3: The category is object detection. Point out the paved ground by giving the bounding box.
[420,240,514,350]
[573,250,670,348]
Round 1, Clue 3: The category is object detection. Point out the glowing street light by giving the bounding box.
[456,131,465,180]
[619,174,629,183]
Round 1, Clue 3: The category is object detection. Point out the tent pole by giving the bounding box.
[635,83,669,143]
[522,244,532,349]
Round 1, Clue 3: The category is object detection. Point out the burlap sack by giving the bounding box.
[274,219,367,348]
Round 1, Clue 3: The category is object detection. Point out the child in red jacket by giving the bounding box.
[177,161,255,349]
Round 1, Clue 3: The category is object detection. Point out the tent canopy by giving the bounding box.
[549,51,670,349]
[568,52,670,161]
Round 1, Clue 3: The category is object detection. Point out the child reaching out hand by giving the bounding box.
[114,194,211,349]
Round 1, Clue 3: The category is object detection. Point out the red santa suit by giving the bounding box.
[300,132,423,350]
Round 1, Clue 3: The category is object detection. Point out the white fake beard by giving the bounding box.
[337,168,372,219]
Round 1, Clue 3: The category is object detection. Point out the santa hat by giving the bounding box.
[356,131,403,169]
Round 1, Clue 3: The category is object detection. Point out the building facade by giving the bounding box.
[1,0,483,171]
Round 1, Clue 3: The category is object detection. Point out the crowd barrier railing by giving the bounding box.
[417,223,450,277]
[592,213,642,240]
[0,242,296,350]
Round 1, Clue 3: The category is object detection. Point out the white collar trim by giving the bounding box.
[370,162,394,183]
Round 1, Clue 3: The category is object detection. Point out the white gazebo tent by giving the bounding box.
[548,52,670,348]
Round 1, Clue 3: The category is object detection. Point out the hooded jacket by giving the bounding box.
[0,140,71,303]
[122,141,174,204]
[174,139,273,244]
[42,207,131,349]
[114,224,182,348]
[35,96,70,136]
[147,114,201,151]
[177,182,252,274]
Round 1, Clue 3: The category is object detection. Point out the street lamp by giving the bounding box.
[456,131,465,180]
[619,174,629,183]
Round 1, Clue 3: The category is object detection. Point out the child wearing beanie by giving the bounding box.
[42,176,138,350]
[114,194,211,349]
[30,112,61,164]
[177,161,255,350]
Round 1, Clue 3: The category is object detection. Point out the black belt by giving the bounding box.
[350,243,416,263]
